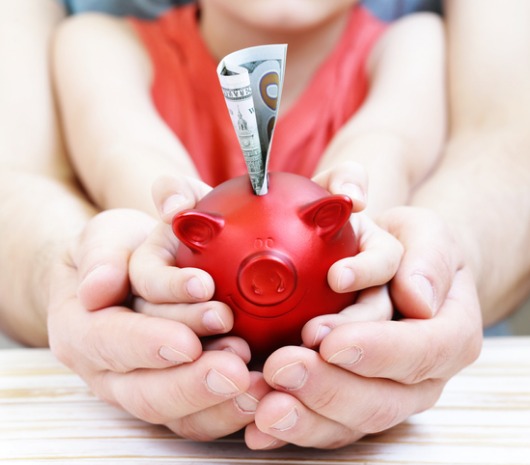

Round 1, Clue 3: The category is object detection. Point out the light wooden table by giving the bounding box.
[1,337,529,464]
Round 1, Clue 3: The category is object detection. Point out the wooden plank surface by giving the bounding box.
[1,337,529,464]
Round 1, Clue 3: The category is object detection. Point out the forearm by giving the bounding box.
[54,14,200,216]
[0,0,65,175]
[411,128,530,325]
[317,128,413,216]
[68,136,198,216]
[316,13,446,217]
[0,170,95,346]
[0,0,96,345]
[412,0,530,325]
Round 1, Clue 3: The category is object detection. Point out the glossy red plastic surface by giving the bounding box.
[172,172,359,360]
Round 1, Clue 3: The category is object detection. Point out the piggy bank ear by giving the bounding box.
[299,195,352,240]
[172,211,224,252]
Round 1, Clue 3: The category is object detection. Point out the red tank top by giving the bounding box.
[129,5,387,186]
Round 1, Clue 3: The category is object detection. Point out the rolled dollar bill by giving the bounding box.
[217,44,287,195]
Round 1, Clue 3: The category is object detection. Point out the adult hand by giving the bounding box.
[47,208,265,440]
[244,206,482,449]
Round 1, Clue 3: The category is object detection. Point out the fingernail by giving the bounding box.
[411,273,437,314]
[271,361,307,390]
[312,324,332,347]
[80,263,112,287]
[340,182,366,206]
[327,345,363,366]
[234,392,259,414]
[337,266,355,292]
[258,438,281,450]
[271,407,299,431]
[162,193,188,216]
[203,309,227,332]
[158,345,193,365]
[205,369,240,396]
[186,276,209,300]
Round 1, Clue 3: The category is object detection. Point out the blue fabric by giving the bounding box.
[58,0,442,21]
[484,320,513,337]
[58,0,192,19]
[361,0,442,21]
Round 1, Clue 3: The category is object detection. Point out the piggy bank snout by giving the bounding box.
[237,252,297,306]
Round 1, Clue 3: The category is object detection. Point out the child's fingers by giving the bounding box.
[129,222,215,303]
[312,161,368,212]
[133,298,234,337]
[301,286,393,349]
[327,213,403,293]
[202,336,252,365]
[152,175,213,224]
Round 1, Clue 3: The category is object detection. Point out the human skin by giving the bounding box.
[53,0,445,218]
[0,0,86,345]
[0,2,402,442]
[49,0,472,449]
[0,0,264,441]
[5,0,527,451]
[241,0,530,448]
[411,0,530,325]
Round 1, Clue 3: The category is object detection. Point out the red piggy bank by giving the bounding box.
[172,172,359,361]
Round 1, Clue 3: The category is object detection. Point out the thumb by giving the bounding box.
[152,175,213,224]
[312,161,368,212]
[378,207,463,319]
[74,209,156,310]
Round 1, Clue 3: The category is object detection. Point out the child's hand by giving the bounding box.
[129,218,236,336]
[129,175,237,336]
[243,206,482,450]
[48,208,266,440]
[307,162,404,333]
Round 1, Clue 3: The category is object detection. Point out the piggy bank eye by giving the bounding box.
[298,195,352,240]
[172,211,224,252]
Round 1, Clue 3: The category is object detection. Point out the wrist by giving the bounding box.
[0,170,95,345]
[411,129,530,323]
[317,130,410,216]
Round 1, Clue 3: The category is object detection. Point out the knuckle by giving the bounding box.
[465,333,483,365]
[408,355,442,385]
[134,273,157,300]
[168,379,205,414]
[431,244,457,278]
[91,338,128,373]
[358,399,404,434]
[169,272,188,301]
[385,238,404,274]
[406,339,447,384]
[48,336,73,369]
[171,417,218,442]
[309,386,342,413]
[322,436,358,450]
[129,389,167,424]
[318,429,361,450]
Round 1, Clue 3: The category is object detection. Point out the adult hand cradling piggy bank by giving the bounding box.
[172,171,359,361]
